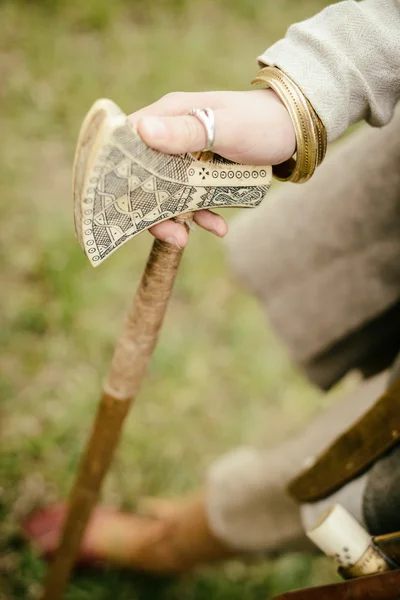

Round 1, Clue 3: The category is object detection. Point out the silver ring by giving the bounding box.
[188,108,215,151]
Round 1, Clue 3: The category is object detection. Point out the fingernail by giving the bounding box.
[165,236,179,247]
[213,228,226,237]
[169,237,183,249]
[211,217,227,237]
[140,117,166,140]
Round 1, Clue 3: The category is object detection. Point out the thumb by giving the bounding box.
[138,114,209,155]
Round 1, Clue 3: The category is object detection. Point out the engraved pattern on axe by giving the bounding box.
[73,99,272,266]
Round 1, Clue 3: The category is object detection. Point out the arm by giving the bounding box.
[259,0,400,141]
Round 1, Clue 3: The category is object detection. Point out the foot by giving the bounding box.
[21,493,233,573]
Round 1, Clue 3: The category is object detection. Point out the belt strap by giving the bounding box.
[288,377,400,503]
[272,569,400,600]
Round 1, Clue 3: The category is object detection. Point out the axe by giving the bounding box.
[41,99,271,599]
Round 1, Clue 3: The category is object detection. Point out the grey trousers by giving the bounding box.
[205,112,400,553]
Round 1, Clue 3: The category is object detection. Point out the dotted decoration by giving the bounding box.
[79,120,271,265]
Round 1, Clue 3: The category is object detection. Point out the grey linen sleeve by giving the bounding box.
[258,0,400,142]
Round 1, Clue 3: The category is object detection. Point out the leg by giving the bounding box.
[23,493,232,573]
[24,372,387,569]
[206,372,387,554]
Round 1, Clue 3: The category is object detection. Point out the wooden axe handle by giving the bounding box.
[41,224,189,600]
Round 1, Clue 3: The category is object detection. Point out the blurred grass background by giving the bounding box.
[0,1,342,598]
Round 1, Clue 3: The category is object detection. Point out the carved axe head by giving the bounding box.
[73,99,272,266]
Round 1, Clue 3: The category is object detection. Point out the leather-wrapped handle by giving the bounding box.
[41,234,186,599]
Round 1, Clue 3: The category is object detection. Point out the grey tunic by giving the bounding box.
[206,0,400,552]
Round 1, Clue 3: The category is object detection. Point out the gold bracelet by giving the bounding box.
[252,66,327,183]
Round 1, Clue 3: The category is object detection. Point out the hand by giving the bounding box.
[128,89,295,248]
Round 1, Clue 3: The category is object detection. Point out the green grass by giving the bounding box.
[0,1,340,598]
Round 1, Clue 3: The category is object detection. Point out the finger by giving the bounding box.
[149,219,189,248]
[193,210,228,237]
[128,91,222,126]
[138,114,211,155]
